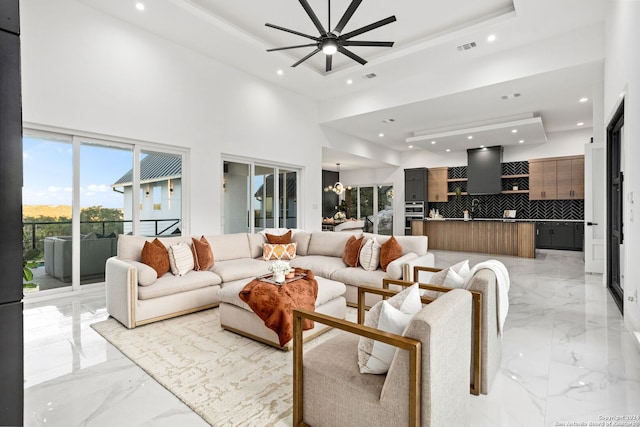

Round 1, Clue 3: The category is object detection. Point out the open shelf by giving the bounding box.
[501,174,529,179]
[501,190,530,194]
[447,178,468,182]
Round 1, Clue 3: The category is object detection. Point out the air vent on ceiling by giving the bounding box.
[457,41,477,51]
[501,93,522,100]
[382,118,395,123]
[362,73,377,79]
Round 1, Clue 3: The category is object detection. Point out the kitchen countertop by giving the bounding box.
[424,218,584,223]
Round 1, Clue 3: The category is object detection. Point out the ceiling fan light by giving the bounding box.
[322,41,338,55]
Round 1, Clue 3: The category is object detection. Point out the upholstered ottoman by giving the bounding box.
[218,275,347,350]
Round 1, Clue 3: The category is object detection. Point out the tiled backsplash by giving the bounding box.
[428,161,584,220]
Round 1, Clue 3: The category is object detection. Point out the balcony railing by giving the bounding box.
[23,219,181,254]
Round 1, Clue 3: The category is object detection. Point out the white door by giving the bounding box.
[585,142,605,273]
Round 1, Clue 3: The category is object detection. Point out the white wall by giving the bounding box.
[605,1,640,345]
[20,0,327,234]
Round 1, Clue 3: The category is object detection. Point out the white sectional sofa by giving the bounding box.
[105,230,435,329]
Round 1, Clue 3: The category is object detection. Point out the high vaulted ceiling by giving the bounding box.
[78,0,606,170]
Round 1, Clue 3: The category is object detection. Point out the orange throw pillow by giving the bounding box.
[379,236,403,272]
[141,238,170,276]
[342,235,365,267]
[191,236,214,271]
[266,230,292,244]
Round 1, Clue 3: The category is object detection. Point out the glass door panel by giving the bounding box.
[22,135,73,293]
[279,169,297,228]
[254,166,275,231]
[79,141,132,285]
[359,186,374,233]
[138,150,182,236]
[223,161,251,234]
[377,185,394,235]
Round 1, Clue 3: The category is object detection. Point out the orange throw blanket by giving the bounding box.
[239,268,318,347]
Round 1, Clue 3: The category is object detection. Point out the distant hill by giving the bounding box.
[23,205,72,219]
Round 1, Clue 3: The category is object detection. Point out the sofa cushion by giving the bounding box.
[292,231,311,256]
[330,266,389,287]
[127,260,157,286]
[219,276,346,312]
[307,231,356,257]
[138,270,222,300]
[266,230,292,244]
[118,234,189,261]
[191,236,214,271]
[364,234,428,257]
[379,236,403,272]
[263,243,297,260]
[359,238,381,271]
[205,233,251,261]
[430,260,470,288]
[168,242,195,276]
[386,253,418,280]
[211,258,271,282]
[342,235,365,267]
[141,238,170,276]
[248,233,267,259]
[289,255,349,279]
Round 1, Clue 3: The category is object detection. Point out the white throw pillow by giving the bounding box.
[168,242,194,276]
[430,260,470,288]
[358,283,422,374]
[359,238,381,271]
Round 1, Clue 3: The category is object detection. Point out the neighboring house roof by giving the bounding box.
[254,173,297,199]
[112,153,182,187]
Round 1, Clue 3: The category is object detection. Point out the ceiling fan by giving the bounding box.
[265,0,396,72]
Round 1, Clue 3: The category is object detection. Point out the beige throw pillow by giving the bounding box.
[359,238,381,271]
[168,242,195,276]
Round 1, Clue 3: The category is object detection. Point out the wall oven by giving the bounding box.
[404,201,425,235]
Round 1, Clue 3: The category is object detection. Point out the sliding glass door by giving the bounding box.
[342,184,394,235]
[23,129,187,295]
[223,158,299,233]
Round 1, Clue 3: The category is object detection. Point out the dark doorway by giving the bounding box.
[606,100,624,313]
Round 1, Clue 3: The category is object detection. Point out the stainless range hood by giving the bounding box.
[467,146,503,195]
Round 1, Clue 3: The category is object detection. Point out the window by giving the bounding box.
[223,158,300,233]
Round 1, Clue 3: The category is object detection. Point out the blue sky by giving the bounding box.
[22,137,133,209]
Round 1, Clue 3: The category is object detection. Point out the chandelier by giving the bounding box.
[324,163,345,195]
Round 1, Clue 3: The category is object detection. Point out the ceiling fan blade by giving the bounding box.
[298,0,326,35]
[265,23,319,41]
[267,43,318,52]
[338,46,367,66]
[291,48,322,67]
[333,0,362,34]
[326,55,333,72]
[341,16,397,40]
[342,41,394,47]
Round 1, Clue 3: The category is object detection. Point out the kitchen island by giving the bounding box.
[412,218,536,258]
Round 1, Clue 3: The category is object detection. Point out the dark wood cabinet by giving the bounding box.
[536,222,584,251]
[404,168,428,201]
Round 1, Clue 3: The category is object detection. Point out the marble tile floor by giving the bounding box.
[23,249,640,427]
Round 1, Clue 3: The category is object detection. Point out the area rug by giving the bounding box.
[91,308,353,426]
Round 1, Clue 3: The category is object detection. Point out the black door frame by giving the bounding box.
[606,100,625,313]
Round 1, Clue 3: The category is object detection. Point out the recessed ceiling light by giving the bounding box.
[511,129,518,133]
[467,135,473,140]
[579,97,589,103]
[446,149,451,152]
[378,133,384,138]
[577,122,584,126]
[135,2,145,11]
[276,69,283,76]
[408,145,414,149]
[519,140,524,143]
[487,34,496,42]
[431,141,436,145]
[480,145,485,148]
[346,79,353,85]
